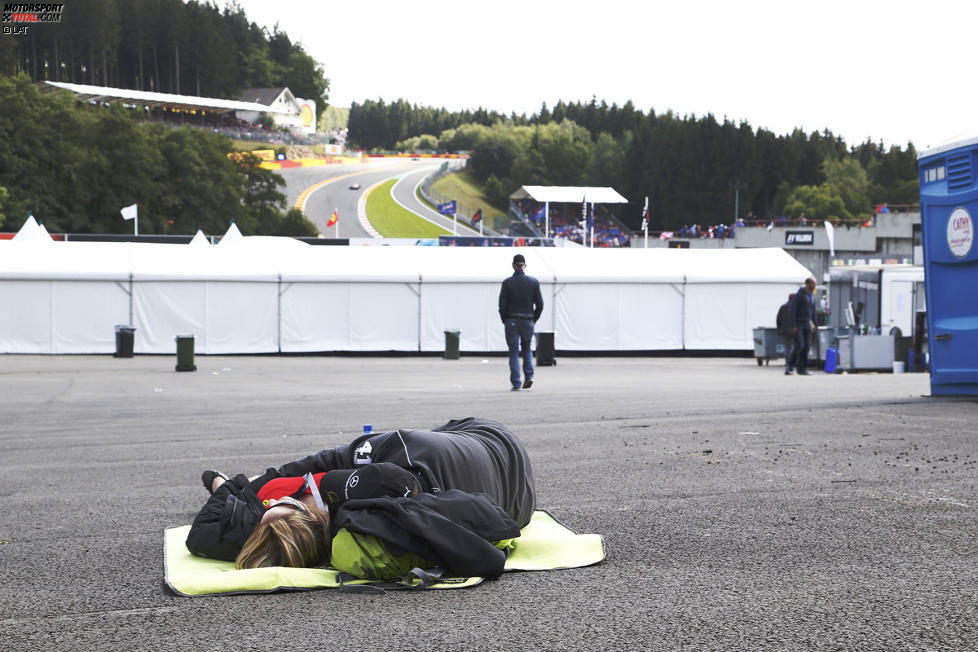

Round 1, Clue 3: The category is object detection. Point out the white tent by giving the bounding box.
[0,230,810,354]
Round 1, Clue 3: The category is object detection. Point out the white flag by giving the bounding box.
[824,220,835,256]
[121,204,138,221]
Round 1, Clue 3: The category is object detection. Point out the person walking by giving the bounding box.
[786,276,819,375]
[776,293,794,371]
[499,254,544,391]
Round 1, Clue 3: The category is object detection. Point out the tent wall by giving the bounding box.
[0,280,129,353]
[554,283,684,350]
[280,282,420,352]
[419,281,555,352]
[0,241,812,354]
[683,283,800,349]
[133,281,279,354]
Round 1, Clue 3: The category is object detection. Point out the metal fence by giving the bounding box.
[419,161,505,236]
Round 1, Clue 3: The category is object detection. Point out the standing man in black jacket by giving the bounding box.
[776,293,795,372]
[498,254,544,391]
[786,276,819,375]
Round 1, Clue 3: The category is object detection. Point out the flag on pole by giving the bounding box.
[327,210,338,227]
[660,231,674,239]
[437,200,457,215]
[824,220,836,256]
[472,208,482,223]
[641,197,649,231]
[121,204,138,221]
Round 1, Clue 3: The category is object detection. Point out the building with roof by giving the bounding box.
[236,87,316,134]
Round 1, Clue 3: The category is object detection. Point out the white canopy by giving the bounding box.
[0,229,810,353]
[510,186,629,204]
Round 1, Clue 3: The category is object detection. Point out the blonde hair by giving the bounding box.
[235,507,332,569]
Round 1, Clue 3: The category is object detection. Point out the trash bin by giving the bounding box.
[113,325,135,358]
[175,334,196,372]
[535,331,555,366]
[443,330,460,360]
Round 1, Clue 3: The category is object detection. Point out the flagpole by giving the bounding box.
[545,202,549,240]
[134,215,138,237]
[643,195,649,248]
[453,211,457,236]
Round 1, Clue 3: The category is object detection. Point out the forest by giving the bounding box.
[0,74,316,236]
[0,0,920,235]
[349,99,920,230]
[0,0,329,115]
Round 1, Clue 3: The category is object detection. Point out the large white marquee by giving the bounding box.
[0,219,811,354]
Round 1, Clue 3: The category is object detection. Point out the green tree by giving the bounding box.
[823,156,871,218]
[234,152,287,233]
[783,184,852,222]
[275,208,318,237]
[0,185,8,229]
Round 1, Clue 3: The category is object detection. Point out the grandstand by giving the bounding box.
[37,81,319,145]
[509,186,632,247]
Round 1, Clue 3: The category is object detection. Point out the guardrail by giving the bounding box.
[418,161,504,236]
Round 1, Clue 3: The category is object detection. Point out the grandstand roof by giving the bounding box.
[38,81,290,114]
[510,186,628,204]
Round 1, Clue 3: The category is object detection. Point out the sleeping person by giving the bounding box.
[186,417,536,579]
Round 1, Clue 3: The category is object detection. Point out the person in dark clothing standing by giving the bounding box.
[776,293,795,371]
[498,254,544,391]
[786,276,819,375]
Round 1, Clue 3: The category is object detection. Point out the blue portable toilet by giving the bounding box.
[918,133,978,395]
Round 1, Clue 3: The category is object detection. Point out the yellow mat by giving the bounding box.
[164,510,605,596]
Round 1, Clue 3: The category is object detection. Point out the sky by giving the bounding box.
[226,0,977,150]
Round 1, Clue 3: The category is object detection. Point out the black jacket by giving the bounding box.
[498,271,544,322]
[776,301,793,336]
[280,417,536,528]
[334,490,521,579]
[186,418,536,561]
[790,287,816,328]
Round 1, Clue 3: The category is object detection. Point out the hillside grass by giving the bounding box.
[430,168,507,231]
[367,180,451,238]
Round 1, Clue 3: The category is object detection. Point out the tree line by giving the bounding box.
[0,74,316,237]
[0,0,329,115]
[349,98,919,230]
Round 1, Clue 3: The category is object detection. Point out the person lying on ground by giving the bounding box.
[185,417,536,576]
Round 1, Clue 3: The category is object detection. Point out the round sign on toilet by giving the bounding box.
[947,206,973,258]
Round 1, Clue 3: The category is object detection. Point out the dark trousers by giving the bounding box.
[504,318,534,388]
[789,327,813,372]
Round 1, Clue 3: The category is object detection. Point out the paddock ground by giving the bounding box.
[0,354,974,650]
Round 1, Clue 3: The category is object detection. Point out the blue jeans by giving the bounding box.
[505,318,535,387]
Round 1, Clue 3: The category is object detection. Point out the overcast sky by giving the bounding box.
[226,0,976,150]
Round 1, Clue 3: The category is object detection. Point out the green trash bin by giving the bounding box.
[175,334,196,372]
[443,330,460,360]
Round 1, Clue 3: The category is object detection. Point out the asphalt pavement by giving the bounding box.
[1,354,975,650]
